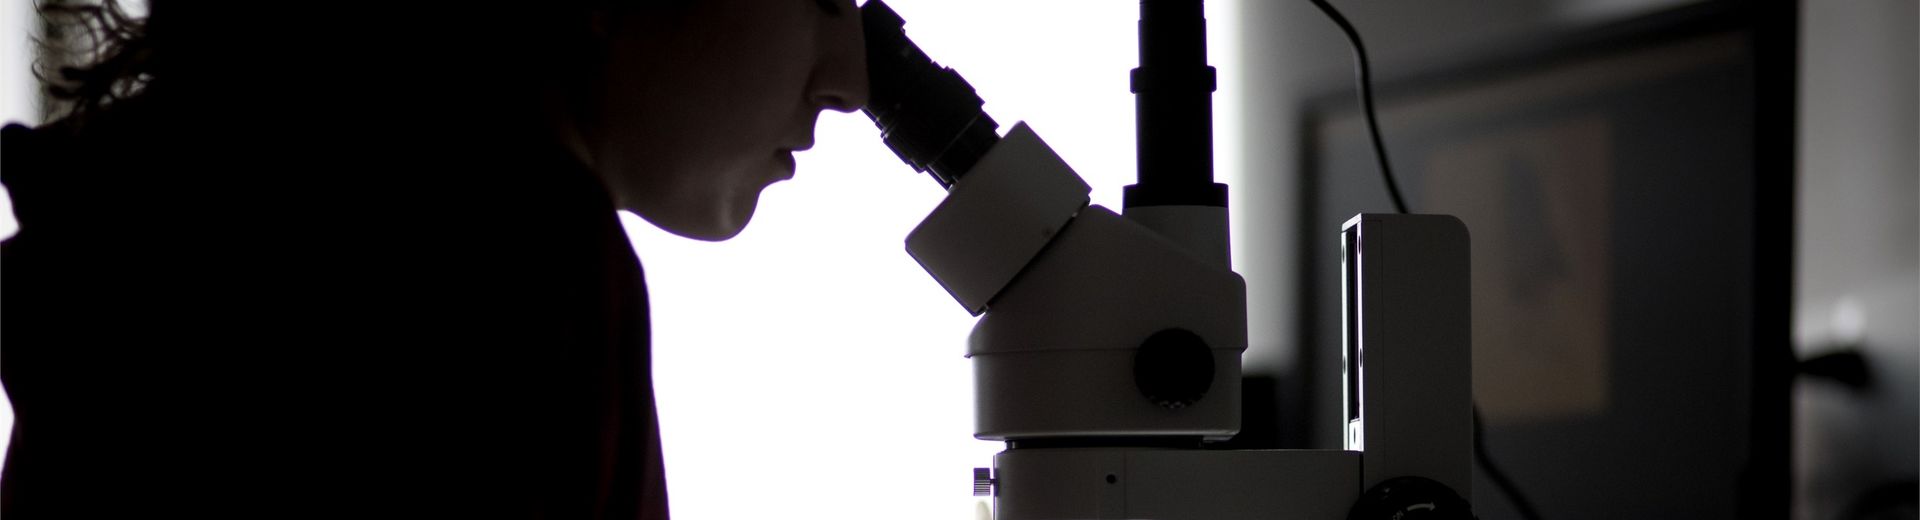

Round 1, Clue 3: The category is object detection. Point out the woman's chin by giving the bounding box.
[658,217,746,242]
[655,200,758,242]
[682,221,749,242]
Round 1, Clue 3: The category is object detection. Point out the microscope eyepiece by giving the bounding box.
[860,0,1000,190]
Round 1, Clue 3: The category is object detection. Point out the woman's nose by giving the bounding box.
[807,10,871,112]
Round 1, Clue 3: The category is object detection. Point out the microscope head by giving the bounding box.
[863,0,1247,445]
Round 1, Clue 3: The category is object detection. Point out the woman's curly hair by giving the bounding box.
[31,1,683,130]
[34,0,154,124]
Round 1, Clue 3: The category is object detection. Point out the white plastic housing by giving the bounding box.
[1342,213,1474,495]
[905,122,1090,316]
[979,214,1474,520]
[969,206,1246,439]
[1123,205,1232,269]
[902,120,1246,440]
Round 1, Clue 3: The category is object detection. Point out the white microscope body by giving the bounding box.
[862,1,1474,517]
[907,122,1473,520]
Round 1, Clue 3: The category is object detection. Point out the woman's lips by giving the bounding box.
[775,149,797,181]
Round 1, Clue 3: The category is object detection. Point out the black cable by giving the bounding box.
[1308,0,1409,215]
[1309,2,1542,519]
[1475,407,1545,520]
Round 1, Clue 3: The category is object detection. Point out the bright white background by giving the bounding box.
[630,1,1241,519]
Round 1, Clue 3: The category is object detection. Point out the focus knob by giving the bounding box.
[1346,476,1474,520]
[1132,328,1215,409]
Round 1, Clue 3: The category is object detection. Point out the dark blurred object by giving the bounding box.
[1346,476,1474,520]
[1797,348,1873,392]
[1209,374,1284,449]
[1840,479,1918,520]
[1474,407,1543,520]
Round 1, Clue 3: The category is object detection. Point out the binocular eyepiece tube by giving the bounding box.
[859,0,1002,190]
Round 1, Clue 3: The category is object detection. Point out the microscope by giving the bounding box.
[861,1,1475,518]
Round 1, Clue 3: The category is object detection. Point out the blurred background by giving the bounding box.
[1249,2,1913,519]
[2,1,1913,519]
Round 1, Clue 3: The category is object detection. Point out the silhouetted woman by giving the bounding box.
[1,1,866,517]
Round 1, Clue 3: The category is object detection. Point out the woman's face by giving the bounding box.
[585,0,867,241]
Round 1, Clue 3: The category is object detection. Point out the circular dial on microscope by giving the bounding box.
[1133,328,1215,409]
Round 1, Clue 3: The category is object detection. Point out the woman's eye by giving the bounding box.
[812,0,846,16]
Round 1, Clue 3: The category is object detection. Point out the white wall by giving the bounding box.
[629,2,1238,519]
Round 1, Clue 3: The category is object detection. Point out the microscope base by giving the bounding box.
[992,447,1361,520]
